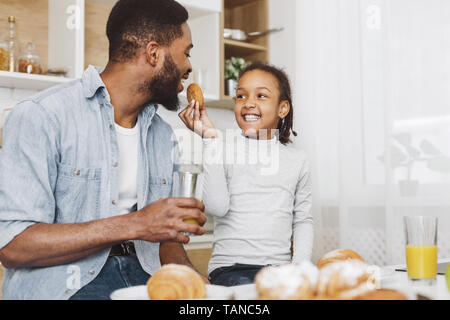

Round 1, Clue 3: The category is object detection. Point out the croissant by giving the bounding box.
[315,260,375,300]
[146,264,206,300]
[317,249,364,269]
[254,262,318,300]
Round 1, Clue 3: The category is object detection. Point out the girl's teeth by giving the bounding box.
[244,115,261,121]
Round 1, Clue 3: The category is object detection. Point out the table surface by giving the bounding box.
[109,259,449,300]
[381,258,449,300]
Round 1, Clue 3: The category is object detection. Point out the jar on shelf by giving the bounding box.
[7,16,18,72]
[18,42,42,75]
[0,32,9,71]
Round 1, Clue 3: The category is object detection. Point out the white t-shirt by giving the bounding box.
[114,121,139,215]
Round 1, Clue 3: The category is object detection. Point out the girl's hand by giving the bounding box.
[178,100,218,139]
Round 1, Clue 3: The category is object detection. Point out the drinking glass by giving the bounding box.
[403,216,438,285]
[172,163,203,236]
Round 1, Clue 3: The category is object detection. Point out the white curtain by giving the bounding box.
[294,0,450,266]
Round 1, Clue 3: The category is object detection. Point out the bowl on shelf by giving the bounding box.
[45,68,68,78]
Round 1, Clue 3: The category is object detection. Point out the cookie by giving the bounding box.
[187,83,205,110]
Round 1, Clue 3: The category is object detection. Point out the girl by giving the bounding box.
[178,62,313,286]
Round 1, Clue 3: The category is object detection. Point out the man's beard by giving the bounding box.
[142,54,182,111]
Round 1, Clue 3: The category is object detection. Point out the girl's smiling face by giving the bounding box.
[234,69,289,139]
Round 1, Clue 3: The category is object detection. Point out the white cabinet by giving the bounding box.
[0,0,222,102]
[48,0,85,79]
[178,0,221,14]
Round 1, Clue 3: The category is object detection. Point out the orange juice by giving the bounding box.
[183,198,202,228]
[182,218,198,237]
[183,218,198,225]
[405,245,437,279]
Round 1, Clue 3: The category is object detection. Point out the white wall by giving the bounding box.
[268,0,297,95]
[268,0,299,147]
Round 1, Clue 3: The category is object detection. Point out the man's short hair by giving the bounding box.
[106,0,189,62]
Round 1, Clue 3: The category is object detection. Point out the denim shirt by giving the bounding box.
[0,66,179,299]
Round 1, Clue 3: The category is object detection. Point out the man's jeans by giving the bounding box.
[69,255,150,300]
[208,263,265,287]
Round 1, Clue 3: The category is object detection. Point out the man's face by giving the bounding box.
[146,23,193,111]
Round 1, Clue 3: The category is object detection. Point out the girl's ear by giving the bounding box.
[278,100,290,119]
[145,41,160,67]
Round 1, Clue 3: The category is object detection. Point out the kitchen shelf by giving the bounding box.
[225,0,261,9]
[0,71,74,91]
[206,95,235,109]
[224,39,267,53]
[218,0,269,109]
[224,38,268,65]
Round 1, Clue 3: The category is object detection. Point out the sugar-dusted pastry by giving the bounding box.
[254,261,318,300]
[146,264,206,300]
[317,249,364,269]
[315,259,375,300]
[187,83,205,110]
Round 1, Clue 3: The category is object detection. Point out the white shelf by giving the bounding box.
[0,71,74,91]
[178,0,221,18]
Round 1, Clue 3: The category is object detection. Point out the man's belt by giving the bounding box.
[109,241,136,256]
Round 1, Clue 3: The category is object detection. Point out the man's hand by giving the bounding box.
[0,198,206,269]
[130,197,206,244]
[178,100,218,139]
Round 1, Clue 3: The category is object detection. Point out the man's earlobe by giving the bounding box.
[146,41,160,67]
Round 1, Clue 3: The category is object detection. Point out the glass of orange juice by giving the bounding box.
[403,216,438,285]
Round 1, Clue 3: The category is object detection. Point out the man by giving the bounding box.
[0,0,206,299]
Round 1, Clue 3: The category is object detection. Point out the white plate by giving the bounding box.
[205,284,234,300]
[230,283,422,300]
[110,285,148,300]
[380,285,420,300]
[231,284,258,300]
[110,284,234,300]
[380,266,397,280]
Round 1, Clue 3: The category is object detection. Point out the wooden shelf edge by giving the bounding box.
[205,95,235,109]
[224,38,268,52]
[225,0,262,10]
